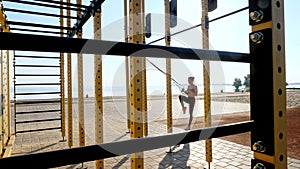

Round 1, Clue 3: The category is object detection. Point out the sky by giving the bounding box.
[2,0,300,93]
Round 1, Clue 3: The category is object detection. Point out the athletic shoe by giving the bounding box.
[185,126,191,130]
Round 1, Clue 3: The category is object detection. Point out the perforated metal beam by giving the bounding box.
[124,0,131,132]
[202,0,212,165]
[94,7,104,169]
[77,0,85,148]
[141,0,148,138]
[67,0,73,148]
[129,0,145,168]
[165,0,172,134]
[60,0,66,140]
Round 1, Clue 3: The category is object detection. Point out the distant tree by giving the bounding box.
[233,78,242,92]
[243,74,250,87]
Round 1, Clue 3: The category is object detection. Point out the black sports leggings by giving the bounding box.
[179,95,195,126]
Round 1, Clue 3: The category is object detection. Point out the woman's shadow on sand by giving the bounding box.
[158,144,191,169]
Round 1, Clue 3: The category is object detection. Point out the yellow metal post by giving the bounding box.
[77,0,85,147]
[1,48,9,152]
[0,50,3,153]
[201,0,212,165]
[5,49,10,138]
[129,0,145,168]
[60,0,66,140]
[13,51,16,136]
[272,1,287,167]
[67,0,73,148]
[124,0,131,132]
[141,0,148,137]
[165,0,172,134]
[94,7,104,169]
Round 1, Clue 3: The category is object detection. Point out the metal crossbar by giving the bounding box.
[16,118,61,124]
[14,55,61,59]
[0,121,253,168]
[15,100,61,105]
[15,127,61,134]
[10,27,68,35]
[3,0,86,11]
[15,92,61,95]
[16,109,61,115]
[7,21,73,30]
[0,32,250,63]
[4,8,79,19]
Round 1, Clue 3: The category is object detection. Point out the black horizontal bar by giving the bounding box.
[0,32,251,63]
[286,88,300,90]
[14,55,61,59]
[68,0,106,37]
[15,83,61,86]
[16,118,61,124]
[15,65,60,68]
[16,92,61,95]
[0,121,253,168]
[16,109,61,115]
[16,100,61,105]
[7,21,72,30]
[15,74,61,76]
[33,0,91,9]
[16,127,61,134]
[10,27,67,35]
[4,8,78,19]
[4,0,86,11]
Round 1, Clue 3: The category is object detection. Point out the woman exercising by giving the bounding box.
[179,76,198,130]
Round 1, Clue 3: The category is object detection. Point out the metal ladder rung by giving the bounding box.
[15,65,60,68]
[16,127,61,134]
[15,74,61,76]
[16,109,61,115]
[16,100,61,105]
[16,118,61,124]
[14,55,60,59]
[15,83,61,86]
[15,92,61,96]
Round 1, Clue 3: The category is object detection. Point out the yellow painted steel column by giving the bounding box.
[141,0,148,137]
[129,0,145,168]
[77,0,85,147]
[0,50,3,153]
[0,4,11,149]
[13,51,16,136]
[165,0,172,133]
[6,49,10,138]
[124,0,131,132]
[2,49,9,149]
[60,0,66,140]
[66,0,73,148]
[201,0,212,165]
[272,1,287,167]
[94,8,104,169]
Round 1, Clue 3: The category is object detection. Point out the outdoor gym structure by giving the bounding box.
[0,0,287,168]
